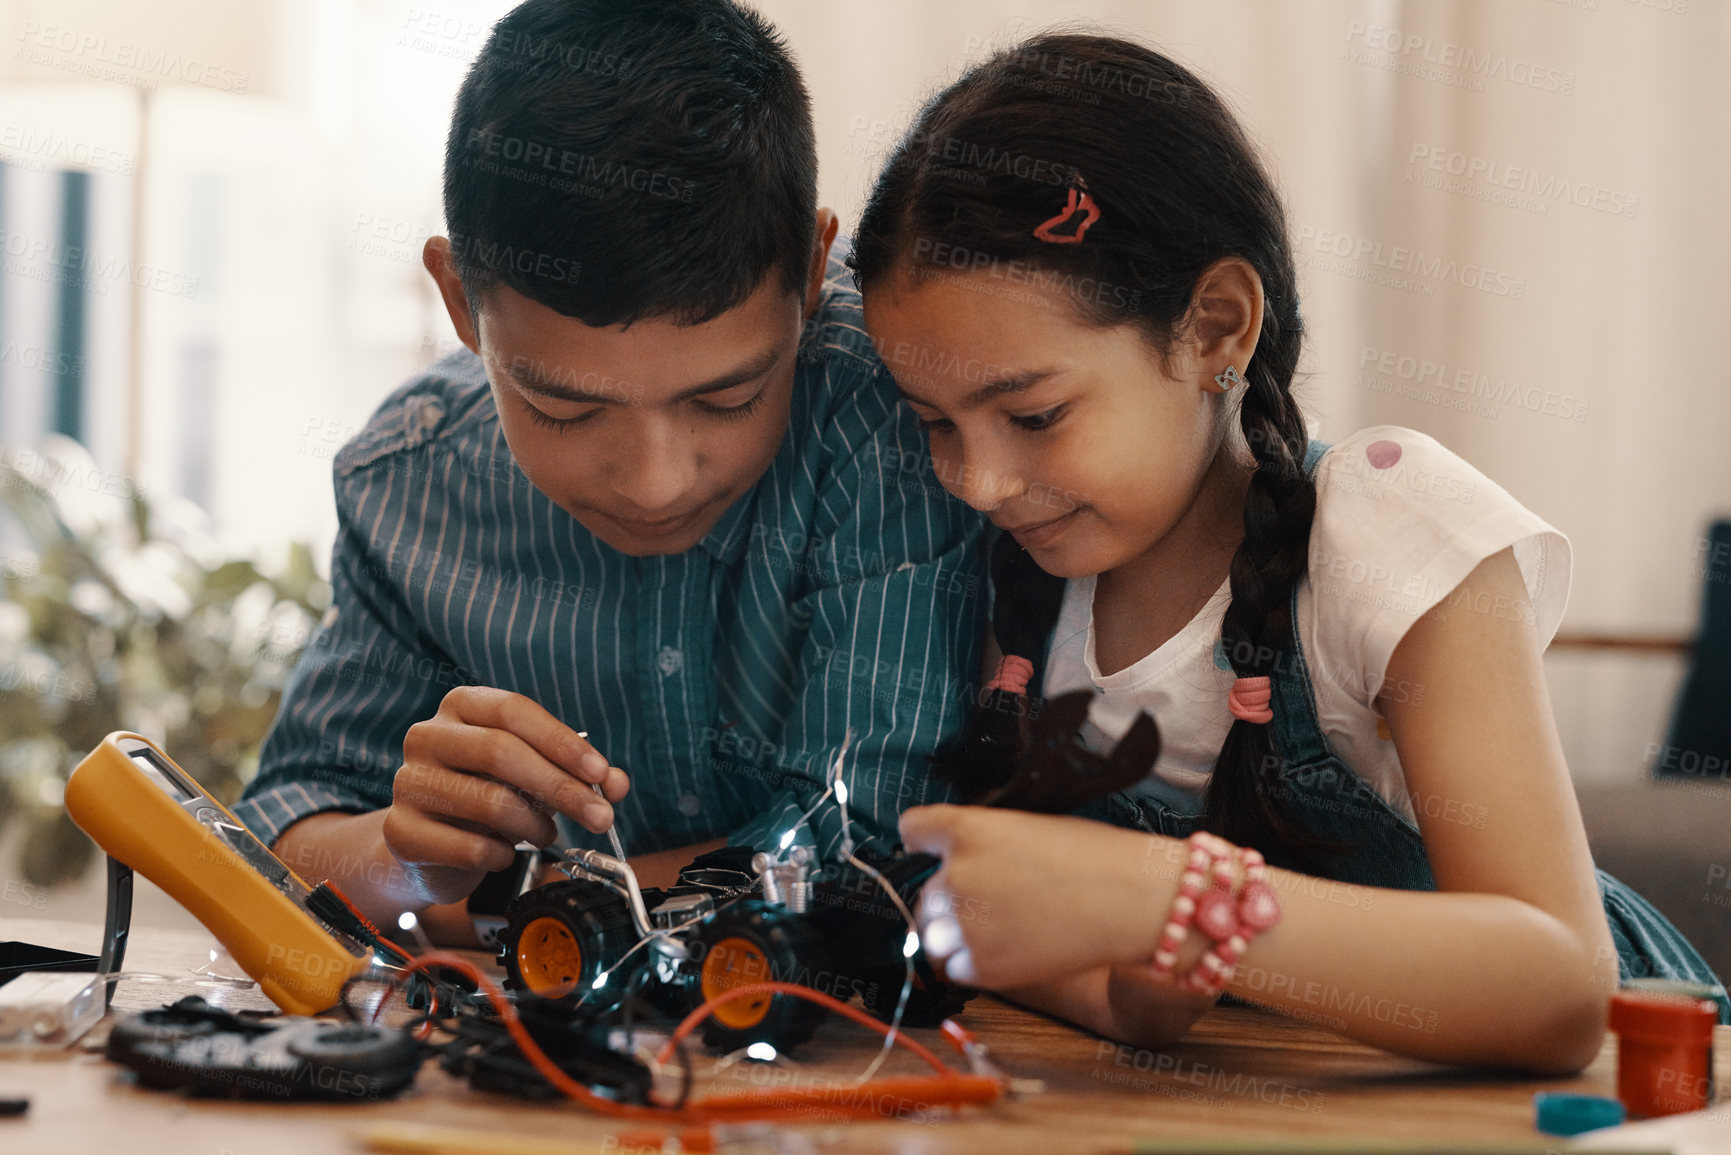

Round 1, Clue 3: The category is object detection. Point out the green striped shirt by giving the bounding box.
[235,257,987,862]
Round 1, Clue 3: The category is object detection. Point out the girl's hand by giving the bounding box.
[900,804,1160,990]
[904,806,1223,1046]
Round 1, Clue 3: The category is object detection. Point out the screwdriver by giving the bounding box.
[574,732,627,863]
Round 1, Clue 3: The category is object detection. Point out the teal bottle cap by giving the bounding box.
[1534,1091,1626,1136]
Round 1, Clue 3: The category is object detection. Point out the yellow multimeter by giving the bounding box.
[64,732,371,1014]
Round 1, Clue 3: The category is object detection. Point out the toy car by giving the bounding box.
[497,842,968,1054]
[496,689,1161,1055]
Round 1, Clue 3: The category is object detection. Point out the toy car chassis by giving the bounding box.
[497,843,966,1053]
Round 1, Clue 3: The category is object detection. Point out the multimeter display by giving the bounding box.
[123,741,322,913]
[126,745,200,800]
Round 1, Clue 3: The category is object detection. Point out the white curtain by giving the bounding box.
[2,0,1723,784]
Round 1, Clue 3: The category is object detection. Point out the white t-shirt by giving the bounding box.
[1041,425,1571,826]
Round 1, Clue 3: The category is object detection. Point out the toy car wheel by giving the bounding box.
[690,901,825,1053]
[105,997,266,1086]
[500,880,635,1003]
[283,1022,424,1098]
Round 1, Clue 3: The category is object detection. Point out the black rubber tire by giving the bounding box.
[688,900,827,1054]
[281,1022,424,1099]
[104,996,267,1079]
[498,880,637,1004]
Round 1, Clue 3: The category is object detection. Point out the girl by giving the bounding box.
[849,33,1726,1073]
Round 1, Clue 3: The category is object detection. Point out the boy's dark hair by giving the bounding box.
[851,35,1332,869]
[444,0,816,326]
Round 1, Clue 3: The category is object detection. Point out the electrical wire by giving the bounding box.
[373,952,1000,1124]
[840,848,919,1084]
[819,727,922,1083]
[360,729,985,1122]
[761,729,853,867]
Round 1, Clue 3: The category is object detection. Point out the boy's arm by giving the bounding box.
[241,454,622,927]
[728,362,988,861]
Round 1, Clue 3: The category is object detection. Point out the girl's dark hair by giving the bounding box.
[850,34,1329,867]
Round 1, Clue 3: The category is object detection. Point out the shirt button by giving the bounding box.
[657,646,684,677]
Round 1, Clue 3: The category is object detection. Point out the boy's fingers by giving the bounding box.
[445,686,608,784]
[383,807,517,877]
[395,763,560,847]
[421,721,612,830]
[572,794,615,834]
[597,766,630,805]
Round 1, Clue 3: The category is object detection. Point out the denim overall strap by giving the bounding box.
[1263,444,1334,769]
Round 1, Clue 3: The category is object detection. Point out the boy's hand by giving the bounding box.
[384,686,630,904]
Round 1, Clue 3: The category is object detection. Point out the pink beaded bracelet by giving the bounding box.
[1178,845,1282,997]
[1149,832,1229,978]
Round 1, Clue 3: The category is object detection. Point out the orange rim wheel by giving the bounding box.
[701,936,774,1029]
[516,916,584,1000]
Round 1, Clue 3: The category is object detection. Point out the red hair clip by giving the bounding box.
[1033,180,1101,244]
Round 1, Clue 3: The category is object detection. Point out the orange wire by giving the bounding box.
[384,952,1001,1124]
[653,980,953,1072]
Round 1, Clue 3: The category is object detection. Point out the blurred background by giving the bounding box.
[0,0,1725,969]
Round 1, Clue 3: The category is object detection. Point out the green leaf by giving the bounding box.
[203,560,263,600]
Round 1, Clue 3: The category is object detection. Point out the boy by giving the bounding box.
[234,0,985,938]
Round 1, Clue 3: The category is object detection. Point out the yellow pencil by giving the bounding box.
[358,1122,609,1155]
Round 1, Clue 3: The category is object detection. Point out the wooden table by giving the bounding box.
[3,918,1727,1154]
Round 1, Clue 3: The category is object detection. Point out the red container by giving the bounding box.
[1608,988,1718,1117]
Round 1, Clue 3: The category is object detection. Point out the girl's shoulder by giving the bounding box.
[1310,425,1487,507]
[1301,424,1572,702]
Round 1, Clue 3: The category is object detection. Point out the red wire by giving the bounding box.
[381,952,1001,1124]
[318,881,430,1033]
[940,1018,976,1055]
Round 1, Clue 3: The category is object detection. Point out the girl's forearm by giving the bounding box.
[1228,882,1607,1072]
[1119,836,1611,1073]
[1003,968,1119,1039]
[1004,965,1219,1051]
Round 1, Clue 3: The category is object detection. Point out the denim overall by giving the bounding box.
[1075,439,1729,1022]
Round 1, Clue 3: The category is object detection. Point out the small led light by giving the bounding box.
[591,971,609,990]
[834,779,849,805]
[903,930,920,959]
[397,912,417,932]
[746,1042,777,1062]
[778,828,796,851]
